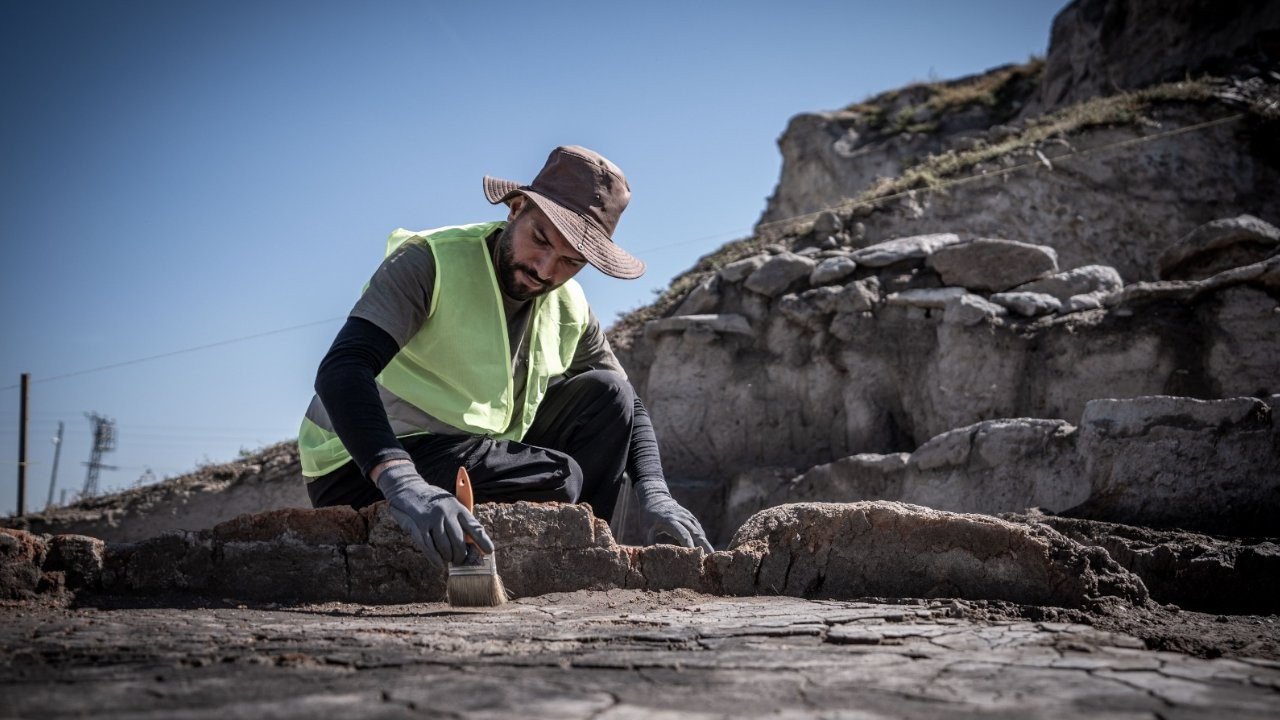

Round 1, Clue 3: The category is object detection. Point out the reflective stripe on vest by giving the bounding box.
[297,222,589,478]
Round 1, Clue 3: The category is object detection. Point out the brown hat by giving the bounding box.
[484,145,645,279]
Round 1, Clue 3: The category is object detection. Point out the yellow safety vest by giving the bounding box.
[298,222,589,477]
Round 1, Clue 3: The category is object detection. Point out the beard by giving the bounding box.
[494,227,551,302]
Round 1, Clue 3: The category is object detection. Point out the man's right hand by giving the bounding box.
[373,462,494,565]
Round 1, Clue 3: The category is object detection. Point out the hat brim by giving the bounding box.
[483,175,645,280]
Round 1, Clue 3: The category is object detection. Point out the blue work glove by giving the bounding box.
[374,462,494,565]
[635,480,715,553]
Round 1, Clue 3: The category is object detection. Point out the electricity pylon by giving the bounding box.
[81,413,117,498]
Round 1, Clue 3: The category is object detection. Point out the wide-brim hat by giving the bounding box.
[484,145,645,279]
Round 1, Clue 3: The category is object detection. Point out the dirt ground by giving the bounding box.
[3,589,1277,719]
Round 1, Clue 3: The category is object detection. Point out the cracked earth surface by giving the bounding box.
[3,590,1278,719]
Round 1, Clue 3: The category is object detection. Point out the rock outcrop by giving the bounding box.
[720,503,1147,609]
[1158,214,1280,281]
[1032,0,1280,113]
[757,84,1280,284]
[0,501,1160,612]
[5,440,310,542]
[709,394,1279,544]
[616,226,1280,503]
[758,62,1044,228]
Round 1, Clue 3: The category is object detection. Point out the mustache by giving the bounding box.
[512,263,550,287]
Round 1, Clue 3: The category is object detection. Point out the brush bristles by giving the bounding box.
[446,572,508,607]
[447,547,508,607]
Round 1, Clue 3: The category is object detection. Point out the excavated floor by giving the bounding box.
[3,590,1279,719]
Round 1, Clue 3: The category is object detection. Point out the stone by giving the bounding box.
[114,531,215,594]
[717,255,766,283]
[777,293,825,329]
[744,253,817,297]
[812,210,843,236]
[1158,215,1280,281]
[727,502,1148,608]
[797,285,844,314]
[210,506,366,545]
[1063,293,1104,312]
[1015,265,1124,302]
[885,287,967,310]
[943,293,1008,325]
[902,419,1087,515]
[631,544,710,592]
[809,256,858,285]
[352,502,445,602]
[849,233,961,267]
[673,275,721,316]
[44,534,104,590]
[0,528,46,599]
[1034,0,1280,112]
[472,502,638,596]
[990,291,1062,316]
[1066,396,1280,535]
[836,277,880,312]
[644,313,753,340]
[927,238,1059,292]
[779,287,848,330]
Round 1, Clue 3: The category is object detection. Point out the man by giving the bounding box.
[298,145,713,567]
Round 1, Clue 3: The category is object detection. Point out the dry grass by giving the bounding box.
[845,58,1045,133]
[858,79,1220,203]
[608,75,1253,346]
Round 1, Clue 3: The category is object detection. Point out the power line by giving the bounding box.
[0,110,1247,395]
[1,316,343,391]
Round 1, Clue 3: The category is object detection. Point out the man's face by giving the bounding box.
[495,196,588,301]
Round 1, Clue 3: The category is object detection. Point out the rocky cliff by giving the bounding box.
[611,0,1280,542]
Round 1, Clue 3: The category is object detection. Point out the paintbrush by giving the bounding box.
[446,465,507,607]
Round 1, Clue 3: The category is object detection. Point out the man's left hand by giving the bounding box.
[635,480,714,553]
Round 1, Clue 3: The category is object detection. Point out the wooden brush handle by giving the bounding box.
[456,466,480,549]
[455,466,475,512]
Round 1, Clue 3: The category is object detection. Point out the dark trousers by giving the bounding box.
[306,370,634,522]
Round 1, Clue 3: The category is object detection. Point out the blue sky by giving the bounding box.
[0,0,1067,515]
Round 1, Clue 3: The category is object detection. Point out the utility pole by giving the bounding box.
[46,421,64,510]
[17,373,30,517]
[81,413,117,498]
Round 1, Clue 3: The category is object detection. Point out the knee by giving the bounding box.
[544,453,584,504]
[573,369,634,418]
